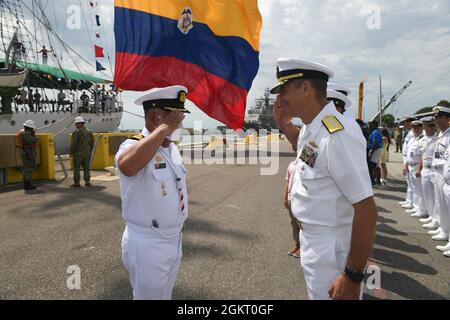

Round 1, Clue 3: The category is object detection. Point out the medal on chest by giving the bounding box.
[299,141,319,168]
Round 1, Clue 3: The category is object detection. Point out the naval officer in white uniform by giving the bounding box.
[327,83,352,117]
[430,106,450,242]
[271,58,378,300]
[399,117,416,210]
[115,85,189,300]
[327,89,351,116]
[440,142,450,256]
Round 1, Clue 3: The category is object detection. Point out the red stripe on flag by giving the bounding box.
[114,53,247,129]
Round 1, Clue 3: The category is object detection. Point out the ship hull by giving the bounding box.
[0,111,123,155]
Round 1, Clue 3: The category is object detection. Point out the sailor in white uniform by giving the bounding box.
[271,58,378,300]
[429,106,450,242]
[440,143,450,256]
[327,89,351,116]
[115,86,189,300]
[404,120,427,217]
[417,117,438,225]
[400,117,416,210]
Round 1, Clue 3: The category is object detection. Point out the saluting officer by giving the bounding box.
[271,58,378,300]
[115,86,189,300]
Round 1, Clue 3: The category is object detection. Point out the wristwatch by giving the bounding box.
[344,266,365,283]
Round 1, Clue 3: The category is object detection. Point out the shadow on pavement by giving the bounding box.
[380,271,448,300]
[372,248,437,275]
[377,216,398,224]
[97,277,133,300]
[377,224,408,236]
[185,217,256,241]
[376,206,392,214]
[375,234,428,254]
[374,192,405,202]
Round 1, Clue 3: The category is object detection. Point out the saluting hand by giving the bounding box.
[160,111,185,133]
[273,96,292,130]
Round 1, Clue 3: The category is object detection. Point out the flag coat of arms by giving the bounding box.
[114,0,262,129]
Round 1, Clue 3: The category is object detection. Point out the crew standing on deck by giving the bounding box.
[69,116,94,188]
[271,58,378,300]
[115,86,189,300]
[18,120,38,191]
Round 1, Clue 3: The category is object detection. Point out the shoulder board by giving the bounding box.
[130,134,145,141]
[321,115,344,134]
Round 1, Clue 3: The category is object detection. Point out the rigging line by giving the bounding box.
[20,0,98,72]
[78,0,96,65]
[123,109,145,119]
[96,1,114,75]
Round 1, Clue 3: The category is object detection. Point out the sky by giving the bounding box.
[15,0,450,130]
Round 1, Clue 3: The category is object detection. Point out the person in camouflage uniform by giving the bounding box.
[70,116,94,187]
[19,120,38,191]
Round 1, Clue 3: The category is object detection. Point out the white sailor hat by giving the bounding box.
[411,120,423,126]
[327,89,351,111]
[134,85,190,113]
[421,116,435,125]
[270,58,334,94]
[328,83,352,96]
[402,115,417,122]
[433,105,450,116]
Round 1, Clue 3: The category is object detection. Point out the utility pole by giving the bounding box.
[379,75,383,127]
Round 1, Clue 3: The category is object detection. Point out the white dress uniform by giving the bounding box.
[291,102,373,300]
[440,145,450,255]
[406,131,427,216]
[402,129,415,206]
[432,127,450,240]
[420,133,438,221]
[116,129,188,300]
[115,85,190,300]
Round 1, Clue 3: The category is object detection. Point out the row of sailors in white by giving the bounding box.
[115,86,189,300]
[271,58,378,300]
[400,106,450,257]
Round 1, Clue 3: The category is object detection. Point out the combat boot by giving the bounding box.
[70,183,81,188]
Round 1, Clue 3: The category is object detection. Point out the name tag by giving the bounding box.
[155,163,167,170]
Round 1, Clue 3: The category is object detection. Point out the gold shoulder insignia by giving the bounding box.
[130,134,145,141]
[321,115,344,134]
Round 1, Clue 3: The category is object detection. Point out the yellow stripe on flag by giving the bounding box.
[115,0,262,51]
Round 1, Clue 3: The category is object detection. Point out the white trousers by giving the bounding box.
[122,224,182,300]
[409,165,427,214]
[434,172,450,236]
[405,167,414,205]
[421,169,436,220]
[444,183,450,223]
[299,224,363,300]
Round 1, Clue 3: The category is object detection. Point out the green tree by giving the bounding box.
[382,114,395,127]
[415,107,434,114]
[436,100,450,108]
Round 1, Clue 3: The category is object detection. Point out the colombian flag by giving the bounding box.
[114,0,262,129]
